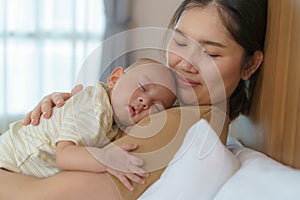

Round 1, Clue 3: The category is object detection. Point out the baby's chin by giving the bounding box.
[114,116,135,128]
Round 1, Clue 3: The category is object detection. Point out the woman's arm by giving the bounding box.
[23,84,83,126]
[0,169,121,200]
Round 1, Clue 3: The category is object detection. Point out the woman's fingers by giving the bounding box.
[51,92,70,108]
[40,92,71,118]
[23,86,81,126]
[30,104,43,126]
[71,84,83,96]
[40,95,55,119]
[23,111,33,125]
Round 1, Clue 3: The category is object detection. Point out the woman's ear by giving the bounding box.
[242,51,264,80]
[107,67,125,88]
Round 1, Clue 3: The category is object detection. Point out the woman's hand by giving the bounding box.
[23,84,83,126]
[102,143,149,191]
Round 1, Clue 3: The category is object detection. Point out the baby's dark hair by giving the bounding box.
[129,58,163,69]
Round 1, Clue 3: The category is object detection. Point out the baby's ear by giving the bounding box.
[107,66,125,88]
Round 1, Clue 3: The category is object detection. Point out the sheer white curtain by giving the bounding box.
[0,0,106,132]
[100,0,131,82]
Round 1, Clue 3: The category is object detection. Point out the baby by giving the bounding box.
[0,58,176,186]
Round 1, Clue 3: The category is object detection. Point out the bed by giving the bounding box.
[137,120,300,200]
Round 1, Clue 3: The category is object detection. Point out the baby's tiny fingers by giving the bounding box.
[118,175,134,191]
[137,172,149,177]
[129,165,148,175]
[130,155,143,166]
[126,173,146,185]
[121,143,138,151]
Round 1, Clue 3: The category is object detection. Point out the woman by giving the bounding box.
[0,0,267,199]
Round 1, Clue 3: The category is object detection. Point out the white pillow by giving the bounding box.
[138,119,240,200]
[213,145,300,200]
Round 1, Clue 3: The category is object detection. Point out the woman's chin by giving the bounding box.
[177,90,201,106]
[178,97,200,106]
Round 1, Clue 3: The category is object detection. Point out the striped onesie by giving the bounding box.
[0,82,118,178]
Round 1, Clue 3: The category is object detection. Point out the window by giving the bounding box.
[0,0,106,132]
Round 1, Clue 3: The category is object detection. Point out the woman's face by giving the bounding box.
[167,5,245,106]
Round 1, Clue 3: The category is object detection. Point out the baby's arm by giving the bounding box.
[56,141,148,191]
[56,141,106,172]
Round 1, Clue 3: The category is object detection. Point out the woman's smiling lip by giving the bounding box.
[176,76,200,88]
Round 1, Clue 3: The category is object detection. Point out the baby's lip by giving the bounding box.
[128,106,135,117]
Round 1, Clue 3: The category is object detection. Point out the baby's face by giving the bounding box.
[110,63,176,127]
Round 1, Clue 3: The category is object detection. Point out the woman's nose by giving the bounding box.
[177,59,198,74]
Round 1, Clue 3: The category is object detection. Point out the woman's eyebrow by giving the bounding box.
[174,28,187,37]
[200,40,226,48]
[174,28,227,48]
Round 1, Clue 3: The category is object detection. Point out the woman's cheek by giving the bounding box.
[167,52,179,69]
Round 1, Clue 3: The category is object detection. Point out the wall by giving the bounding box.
[130,0,182,28]
[128,0,183,62]
[232,0,300,169]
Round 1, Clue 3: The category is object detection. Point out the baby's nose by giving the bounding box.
[138,95,152,109]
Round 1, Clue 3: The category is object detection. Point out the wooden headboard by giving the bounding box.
[237,0,300,169]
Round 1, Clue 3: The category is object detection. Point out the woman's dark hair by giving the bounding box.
[168,0,268,120]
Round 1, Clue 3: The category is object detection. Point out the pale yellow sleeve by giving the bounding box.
[56,83,113,147]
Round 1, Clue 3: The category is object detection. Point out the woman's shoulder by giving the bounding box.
[166,105,230,144]
[168,105,228,119]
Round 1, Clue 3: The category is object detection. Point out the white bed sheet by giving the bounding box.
[213,142,300,200]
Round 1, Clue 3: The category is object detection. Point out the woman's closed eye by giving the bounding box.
[203,50,220,58]
[174,38,187,47]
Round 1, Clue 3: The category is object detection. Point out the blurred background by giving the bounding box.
[0,0,182,132]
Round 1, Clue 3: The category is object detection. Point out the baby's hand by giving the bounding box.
[101,144,149,190]
[106,165,148,191]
